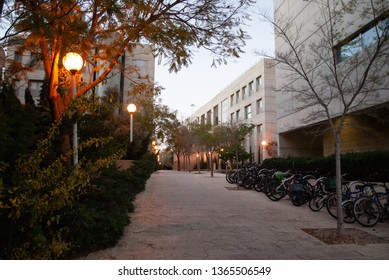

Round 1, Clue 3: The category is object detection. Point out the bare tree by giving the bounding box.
[260,0,389,234]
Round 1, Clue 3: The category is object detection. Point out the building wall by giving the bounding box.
[96,44,155,110]
[191,58,277,163]
[273,0,389,157]
[323,114,389,156]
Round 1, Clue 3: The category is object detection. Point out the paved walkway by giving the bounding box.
[84,170,389,260]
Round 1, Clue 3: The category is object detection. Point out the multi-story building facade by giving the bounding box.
[6,41,154,109]
[273,0,389,157]
[191,58,277,163]
[95,44,155,111]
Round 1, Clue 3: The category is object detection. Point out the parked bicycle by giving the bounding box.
[326,180,369,223]
[352,183,389,227]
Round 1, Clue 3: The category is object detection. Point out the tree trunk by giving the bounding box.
[335,131,344,235]
[49,74,72,167]
[210,151,214,177]
[187,153,191,172]
[176,152,181,171]
[236,146,240,188]
[197,151,200,174]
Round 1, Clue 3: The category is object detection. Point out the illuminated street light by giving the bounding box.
[63,52,83,165]
[261,140,268,163]
[127,103,137,142]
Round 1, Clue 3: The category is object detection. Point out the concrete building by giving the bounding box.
[191,58,277,163]
[6,40,154,109]
[273,0,389,157]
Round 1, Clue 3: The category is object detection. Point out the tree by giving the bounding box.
[222,123,254,169]
[260,0,389,234]
[190,122,254,177]
[24,87,35,106]
[1,0,255,158]
[164,119,188,171]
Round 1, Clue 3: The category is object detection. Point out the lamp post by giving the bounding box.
[261,140,268,163]
[127,103,137,142]
[63,52,83,165]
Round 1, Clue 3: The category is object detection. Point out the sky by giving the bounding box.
[155,0,275,120]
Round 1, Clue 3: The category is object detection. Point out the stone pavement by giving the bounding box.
[84,170,389,260]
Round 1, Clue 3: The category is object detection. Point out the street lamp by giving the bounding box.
[63,52,83,165]
[261,140,268,163]
[127,103,137,142]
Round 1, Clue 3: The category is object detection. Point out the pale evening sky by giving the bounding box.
[155,0,275,120]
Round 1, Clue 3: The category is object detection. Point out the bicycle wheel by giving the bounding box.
[309,194,326,211]
[226,171,236,184]
[254,175,266,192]
[290,189,311,206]
[342,200,355,223]
[326,193,338,219]
[266,182,286,201]
[353,197,381,227]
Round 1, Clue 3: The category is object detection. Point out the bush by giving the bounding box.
[262,151,389,182]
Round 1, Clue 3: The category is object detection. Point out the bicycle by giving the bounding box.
[308,176,332,211]
[352,183,389,227]
[265,171,314,206]
[326,180,369,223]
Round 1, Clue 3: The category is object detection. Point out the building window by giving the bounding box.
[29,80,44,99]
[242,86,246,100]
[213,105,219,125]
[256,99,263,114]
[14,51,23,64]
[206,110,212,124]
[336,17,388,62]
[249,81,254,96]
[256,76,262,91]
[257,124,262,135]
[230,94,234,107]
[230,112,235,124]
[134,59,146,67]
[236,90,240,103]
[221,99,228,124]
[244,104,252,120]
[236,110,240,122]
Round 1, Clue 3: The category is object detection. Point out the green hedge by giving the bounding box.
[0,153,157,260]
[62,153,157,258]
[262,151,389,182]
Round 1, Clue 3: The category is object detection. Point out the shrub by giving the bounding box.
[262,151,389,182]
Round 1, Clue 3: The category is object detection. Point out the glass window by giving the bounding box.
[244,105,252,120]
[256,76,262,91]
[337,17,389,62]
[236,110,240,122]
[256,99,263,114]
[206,110,212,124]
[134,59,146,67]
[29,80,44,98]
[14,51,23,63]
[249,81,254,96]
[221,99,228,124]
[339,36,362,61]
[236,90,240,103]
[230,94,234,107]
[242,86,246,100]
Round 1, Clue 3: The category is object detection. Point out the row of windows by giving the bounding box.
[230,75,262,106]
[230,98,263,124]
[198,97,264,126]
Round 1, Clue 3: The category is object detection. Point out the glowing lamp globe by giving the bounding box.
[127,103,137,114]
[62,52,83,74]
